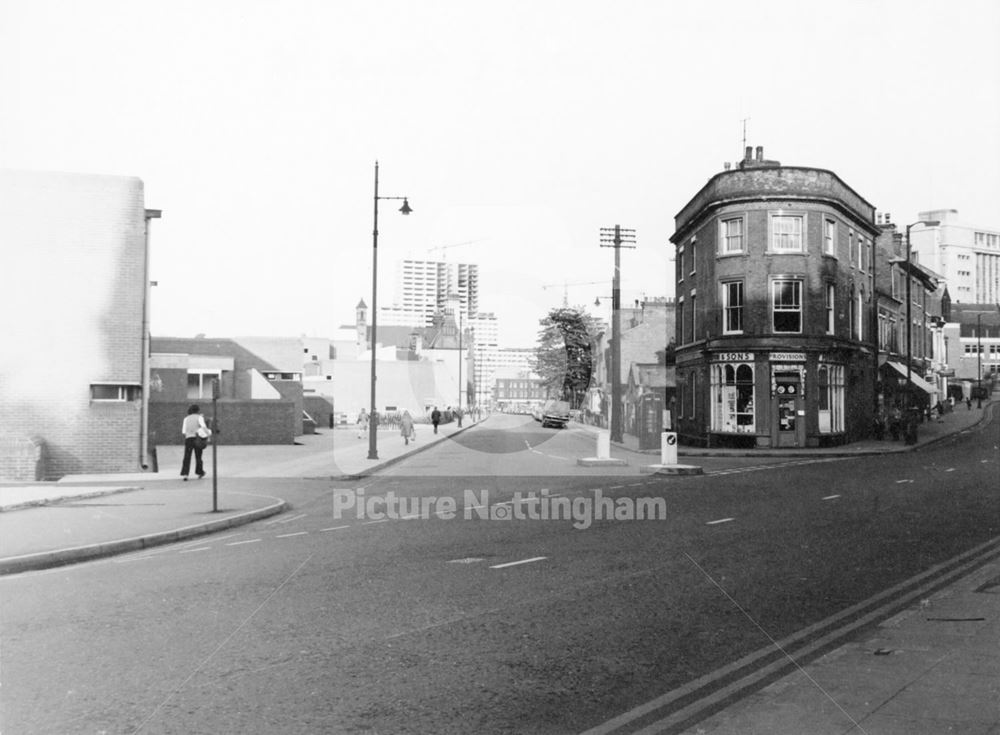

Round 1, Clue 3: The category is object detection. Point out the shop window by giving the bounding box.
[817,364,844,433]
[711,363,755,433]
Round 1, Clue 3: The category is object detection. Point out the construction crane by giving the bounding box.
[541,279,610,306]
[425,239,488,260]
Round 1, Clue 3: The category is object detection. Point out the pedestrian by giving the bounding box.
[180,404,209,480]
[966,397,972,410]
[431,406,441,434]
[400,410,415,445]
[456,406,463,428]
[357,408,368,439]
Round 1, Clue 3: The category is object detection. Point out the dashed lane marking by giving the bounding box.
[490,556,548,569]
[276,531,308,538]
[896,479,914,484]
[179,547,211,553]
[274,513,308,525]
[944,468,955,472]
[226,539,261,546]
[319,525,350,532]
[706,518,735,526]
[822,495,841,501]
[362,519,390,525]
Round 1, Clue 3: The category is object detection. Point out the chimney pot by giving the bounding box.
[745,146,753,161]
[755,146,763,161]
[885,212,891,224]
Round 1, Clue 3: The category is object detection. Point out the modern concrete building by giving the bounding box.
[0,170,159,480]
[908,209,1000,305]
[380,259,480,327]
[669,146,879,448]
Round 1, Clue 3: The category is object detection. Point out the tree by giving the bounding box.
[532,306,600,409]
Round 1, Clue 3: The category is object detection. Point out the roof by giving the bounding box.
[628,362,669,389]
[150,337,278,372]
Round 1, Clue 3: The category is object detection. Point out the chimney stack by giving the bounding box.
[885,212,891,224]
[755,146,763,162]
[745,146,753,162]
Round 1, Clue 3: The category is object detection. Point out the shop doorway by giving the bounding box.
[772,371,805,447]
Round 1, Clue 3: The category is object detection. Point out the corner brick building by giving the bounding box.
[670,147,879,448]
[0,170,158,479]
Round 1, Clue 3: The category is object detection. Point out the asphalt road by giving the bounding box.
[1,412,997,734]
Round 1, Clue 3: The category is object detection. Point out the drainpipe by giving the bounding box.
[141,209,161,469]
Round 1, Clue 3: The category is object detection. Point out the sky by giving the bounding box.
[2,0,998,347]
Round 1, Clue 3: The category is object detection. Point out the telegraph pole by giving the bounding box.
[600,225,636,444]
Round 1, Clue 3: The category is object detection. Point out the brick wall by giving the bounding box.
[150,400,297,446]
[0,436,44,481]
[0,171,147,479]
[304,395,335,428]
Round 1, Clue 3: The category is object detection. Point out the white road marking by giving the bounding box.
[944,468,955,472]
[609,485,624,489]
[226,539,261,546]
[896,479,914,484]
[822,495,841,501]
[362,519,389,525]
[179,547,211,553]
[275,513,308,524]
[706,518,735,525]
[448,558,485,564]
[276,531,308,538]
[490,556,548,569]
[319,525,350,532]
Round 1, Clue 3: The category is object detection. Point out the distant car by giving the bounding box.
[540,400,571,428]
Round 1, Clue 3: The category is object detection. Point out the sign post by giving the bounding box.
[661,431,678,466]
[211,378,219,512]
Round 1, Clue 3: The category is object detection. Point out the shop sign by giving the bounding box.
[769,352,806,362]
[713,352,754,362]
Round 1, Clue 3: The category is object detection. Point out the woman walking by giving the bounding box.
[400,410,415,445]
[180,404,209,480]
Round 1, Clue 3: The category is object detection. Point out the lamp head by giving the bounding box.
[594,297,601,306]
[399,198,413,215]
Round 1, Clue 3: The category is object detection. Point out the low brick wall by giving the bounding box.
[0,435,45,481]
[150,400,297,446]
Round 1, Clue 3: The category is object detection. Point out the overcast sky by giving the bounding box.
[2,0,998,347]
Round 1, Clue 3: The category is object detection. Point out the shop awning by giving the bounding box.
[883,361,938,394]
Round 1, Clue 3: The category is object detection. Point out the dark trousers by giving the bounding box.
[432,422,439,434]
[181,437,205,477]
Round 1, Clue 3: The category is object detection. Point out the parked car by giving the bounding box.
[540,400,571,428]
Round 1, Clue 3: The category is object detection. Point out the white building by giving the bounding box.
[380,259,480,327]
[468,312,499,407]
[909,209,1000,305]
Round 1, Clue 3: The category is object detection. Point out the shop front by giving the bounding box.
[705,350,849,449]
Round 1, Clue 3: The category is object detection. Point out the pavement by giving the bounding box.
[1,402,997,734]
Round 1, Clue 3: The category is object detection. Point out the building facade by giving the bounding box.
[670,147,879,448]
[873,217,946,411]
[380,259,480,327]
[908,209,1000,305]
[0,170,157,480]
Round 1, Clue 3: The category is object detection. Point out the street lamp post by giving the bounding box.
[903,219,940,411]
[368,161,412,460]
